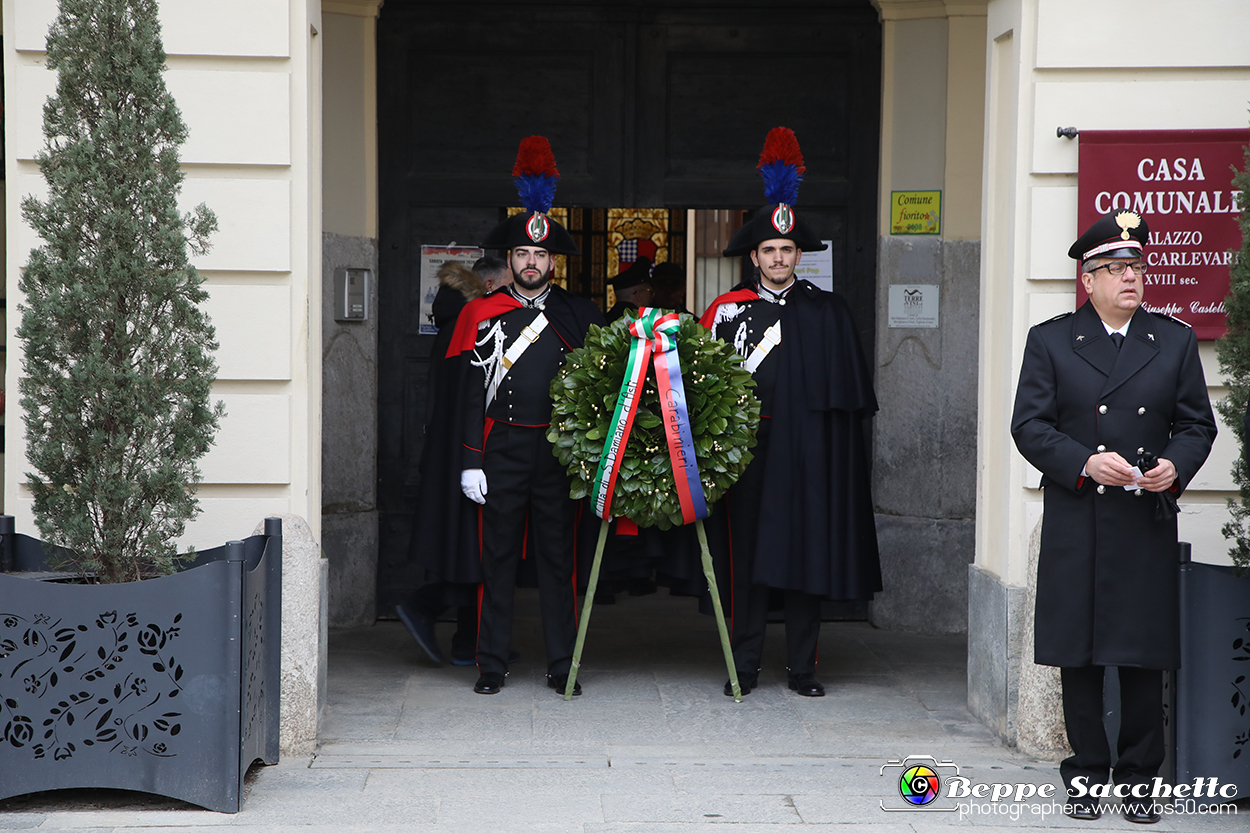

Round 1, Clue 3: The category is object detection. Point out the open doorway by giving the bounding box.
[373,0,881,617]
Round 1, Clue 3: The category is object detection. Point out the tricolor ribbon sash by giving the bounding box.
[590,308,710,524]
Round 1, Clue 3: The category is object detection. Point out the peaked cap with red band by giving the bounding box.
[722,127,827,257]
[481,136,581,256]
[1069,210,1149,263]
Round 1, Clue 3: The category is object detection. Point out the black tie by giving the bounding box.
[1110,332,1124,350]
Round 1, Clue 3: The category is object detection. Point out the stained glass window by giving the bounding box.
[504,208,686,312]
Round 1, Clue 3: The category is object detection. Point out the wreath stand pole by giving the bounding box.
[697,519,741,702]
[563,517,741,703]
[564,518,610,700]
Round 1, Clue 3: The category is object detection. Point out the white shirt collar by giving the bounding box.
[757,281,793,304]
[508,284,550,309]
[1101,319,1130,338]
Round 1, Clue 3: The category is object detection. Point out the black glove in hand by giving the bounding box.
[1137,452,1178,521]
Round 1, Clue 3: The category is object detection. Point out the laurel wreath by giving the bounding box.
[547,312,760,529]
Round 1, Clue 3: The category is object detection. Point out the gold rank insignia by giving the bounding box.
[1115,211,1142,241]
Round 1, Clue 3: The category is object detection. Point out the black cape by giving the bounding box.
[702,280,882,600]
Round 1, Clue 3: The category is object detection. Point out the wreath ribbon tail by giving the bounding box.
[654,343,708,524]
[589,333,651,520]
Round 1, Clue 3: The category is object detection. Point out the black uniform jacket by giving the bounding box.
[413,285,603,584]
[701,280,882,600]
[1011,301,1216,669]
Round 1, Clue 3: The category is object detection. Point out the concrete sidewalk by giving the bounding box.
[0,590,1244,831]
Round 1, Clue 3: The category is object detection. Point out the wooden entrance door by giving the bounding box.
[376,1,881,612]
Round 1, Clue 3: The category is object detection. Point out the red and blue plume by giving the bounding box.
[757,126,806,206]
[512,136,561,214]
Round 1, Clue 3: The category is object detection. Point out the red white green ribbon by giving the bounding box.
[590,308,709,524]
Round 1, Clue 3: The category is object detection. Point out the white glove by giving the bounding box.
[460,469,488,504]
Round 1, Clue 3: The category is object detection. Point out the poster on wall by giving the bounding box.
[793,240,834,291]
[419,245,484,335]
[1077,129,1248,340]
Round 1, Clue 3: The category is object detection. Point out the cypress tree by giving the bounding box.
[18,0,222,582]
[1216,139,1250,571]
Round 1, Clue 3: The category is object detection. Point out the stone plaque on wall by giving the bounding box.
[888,284,940,328]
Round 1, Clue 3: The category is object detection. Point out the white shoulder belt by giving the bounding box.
[743,320,781,374]
[485,313,549,407]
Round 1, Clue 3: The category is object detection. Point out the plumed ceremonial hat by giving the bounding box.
[722,127,828,257]
[1069,210,1149,263]
[608,256,653,290]
[482,136,581,256]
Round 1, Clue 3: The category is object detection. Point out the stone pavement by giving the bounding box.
[0,590,1244,831]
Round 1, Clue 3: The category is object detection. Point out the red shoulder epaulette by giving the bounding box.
[698,288,760,330]
[446,293,523,358]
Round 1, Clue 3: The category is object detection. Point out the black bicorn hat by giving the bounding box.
[722,127,828,258]
[481,136,581,256]
[1069,210,1149,262]
[608,256,653,290]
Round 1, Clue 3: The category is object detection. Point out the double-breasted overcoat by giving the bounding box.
[1011,301,1216,669]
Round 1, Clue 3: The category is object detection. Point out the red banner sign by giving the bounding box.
[1077,129,1248,340]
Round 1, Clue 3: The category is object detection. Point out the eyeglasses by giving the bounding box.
[1087,260,1148,277]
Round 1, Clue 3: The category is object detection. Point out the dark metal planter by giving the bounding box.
[0,516,281,813]
[1173,543,1250,806]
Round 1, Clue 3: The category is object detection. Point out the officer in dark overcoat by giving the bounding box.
[1011,210,1216,824]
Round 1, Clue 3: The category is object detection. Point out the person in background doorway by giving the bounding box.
[650,261,691,315]
[605,256,654,323]
[473,254,512,294]
[402,256,518,667]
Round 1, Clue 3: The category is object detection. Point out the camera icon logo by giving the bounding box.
[880,754,960,812]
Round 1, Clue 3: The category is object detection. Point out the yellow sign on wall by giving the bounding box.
[890,191,941,235]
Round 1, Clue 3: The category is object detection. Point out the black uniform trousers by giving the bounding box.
[1059,666,1166,794]
[725,420,822,676]
[477,422,578,677]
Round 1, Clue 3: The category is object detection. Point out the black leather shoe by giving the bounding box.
[396,603,444,665]
[787,673,825,697]
[724,671,758,697]
[547,674,581,696]
[1122,802,1161,824]
[473,672,505,695]
[1064,800,1101,821]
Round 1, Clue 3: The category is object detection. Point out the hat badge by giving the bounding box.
[1115,211,1142,241]
[526,212,551,243]
[771,203,795,235]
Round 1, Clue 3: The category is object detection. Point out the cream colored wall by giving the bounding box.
[879,15,948,222]
[322,3,378,239]
[875,0,987,238]
[943,12,986,240]
[3,0,322,547]
[977,0,1250,585]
